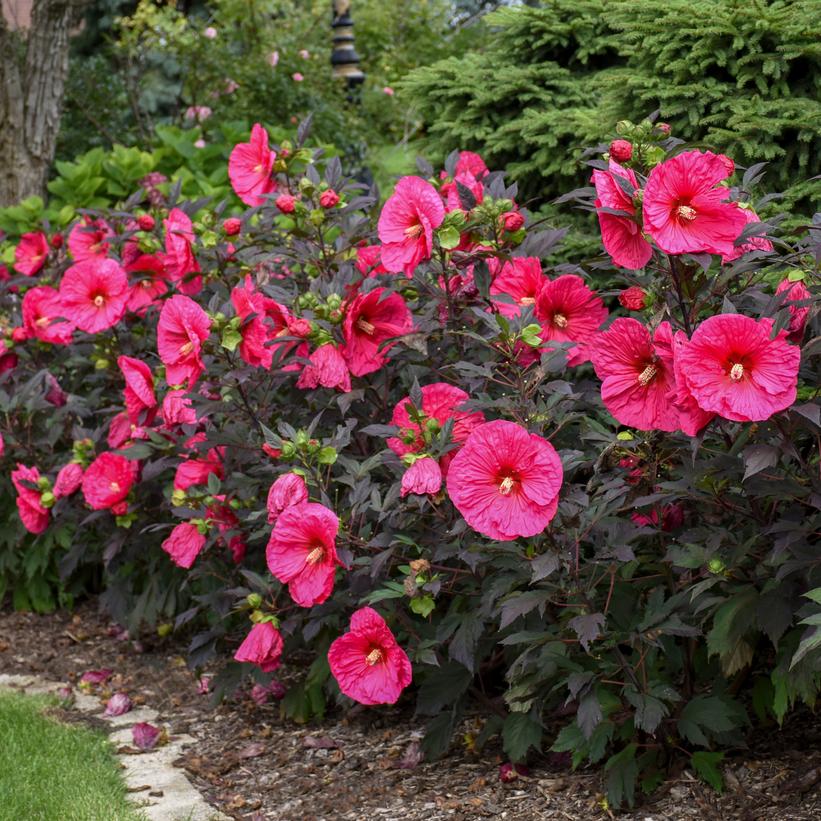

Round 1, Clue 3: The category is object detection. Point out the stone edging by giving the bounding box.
[0,673,229,821]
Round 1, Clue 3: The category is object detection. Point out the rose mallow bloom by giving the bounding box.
[671,330,716,436]
[229,123,277,207]
[234,622,284,673]
[59,258,129,334]
[535,275,609,366]
[342,288,414,376]
[592,161,652,270]
[401,457,442,497]
[591,319,679,432]
[296,344,352,393]
[54,463,84,499]
[162,522,207,569]
[267,473,309,524]
[775,278,812,343]
[11,464,50,534]
[126,254,168,314]
[118,356,157,425]
[721,206,774,263]
[489,257,547,318]
[157,295,212,387]
[642,150,747,256]
[446,420,563,541]
[328,607,412,706]
[163,208,201,295]
[67,217,111,261]
[266,502,342,607]
[14,231,49,276]
[82,452,138,514]
[675,313,800,423]
[377,177,445,275]
[22,286,74,345]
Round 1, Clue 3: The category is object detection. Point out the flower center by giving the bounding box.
[553,313,568,329]
[499,476,516,496]
[305,546,325,565]
[729,362,744,381]
[366,648,383,666]
[179,341,194,356]
[520,296,536,306]
[93,295,105,307]
[637,364,657,386]
[356,317,376,335]
[35,316,50,327]
[109,481,120,493]
[675,205,697,221]
[142,279,152,288]
[404,222,424,239]
[254,164,263,174]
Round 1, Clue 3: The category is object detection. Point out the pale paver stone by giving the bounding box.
[0,673,228,821]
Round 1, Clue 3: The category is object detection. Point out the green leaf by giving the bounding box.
[691,751,724,793]
[502,712,542,762]
[437,225,461,249]
[221,327,243,352]
[421,708,460,760]
[677,696,745,747]
[605,744,638,809]
[416,662,472,716]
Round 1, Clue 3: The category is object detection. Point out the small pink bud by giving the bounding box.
[276,194,296,214]
[500,210,524,232]
[319,189,340,209]
[50,234,63,249]
[618,286,647,311]
[222,217,241,236]
[137,214,155,231]
[657,122,671,135]
[609,139,633,162]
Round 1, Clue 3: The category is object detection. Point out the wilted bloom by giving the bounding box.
[535,275,609,366]
[132,722,162,750]
[59,258,129,334]
[22,286,74,345]
[162,522,207,569]
[67,217,111,261]
[388,383,485,459]
[609,140,633,162]
[157,295,212,387]
[234,622,284,673]
[342,288,414,376]
[229,123,277,207]
[54,463,84,498]
[401,457,442,497]
[632,503,684,532]
[80,669,113,686]
[592,161,652,270]
[267,473,309,524]
[174,437,223,491]
[447,420,563,541]
[591,319,679,432]
[82,452,138,514]
[197,676,212,695]
[721,206,774,263]
[319,189,340,208]
[296,344,352,392]
[14,231,49,276]
[675,313,800,423]
[11,463,50,534]
[44,373,67,407]
[618,286,647,311]
[643,150,746,256]
[118,356,157,425]
[499,763,530,783]
[161,389,198,427]
[328,607,412,705]
[104,693,133,717]
[775,278,812,342]
[489,257,547,318]
[377,176,445,275]
[266,502,342,607]
[126,254,169,314]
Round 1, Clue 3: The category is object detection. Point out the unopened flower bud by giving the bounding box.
[275,194,297,214]
[618,287,648,311]
[222,217,241,236]
[319,189,340,209]
[137,214,156,231]
[50,233,63,249]
[247,593,263,609]
[40,490,55,508]
[609,139,633,162]
[500,210,524,232]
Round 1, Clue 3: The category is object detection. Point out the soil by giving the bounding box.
[1,601,819,821]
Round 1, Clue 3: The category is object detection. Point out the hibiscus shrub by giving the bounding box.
[1,119,819,809]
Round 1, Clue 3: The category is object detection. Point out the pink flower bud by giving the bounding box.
[382,86,394,96]
[618,286,647,311]
[45,375,67,407]
[319,189,340,209]
[137,214,155,231]
[222,217,241,236]
[609,139,633,162]
[657,122,671,135]
[50,234,63,249]
[276,194,296,214]
[500,210,524,232]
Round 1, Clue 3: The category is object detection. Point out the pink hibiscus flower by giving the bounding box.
[721,206,774,263]
[14,231,50,276]
[296,344,352,393]
[671,330,716,436]
[387,383,485,458]
[118,356,157,425]
[206,496,246,563]
[377,177,445,275]
[157,295,212,387]
[22,286,75,345]
[590,319,680,432]
[327,607,412,706]
[401,457,442,497]
[642,150,747,256]
[161,389,199,427]
[59,258,129,334]
[454,151,489,180]
[174,449,223,492]
[162,522,207,569]
[267,473,309,524]
[0,341,17,375]
[228,123,277,206]
[126,254,169,314]
[592,161,653,270]
[265,502,342,607]
[82,452,138,514]
[234,622,284,673]
[534,275,609,366]
[355,245,388,277]
[489,257,548,318]
[775,278,812,343]
[446,420,563,541]
[341,288,414,376]
[675,314,800,422]
[162,209,201,295]
[11,464,50,534]
[54,463,84,499]
[68,217,112,261]
[107,412,147,449]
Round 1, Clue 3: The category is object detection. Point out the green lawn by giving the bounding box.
[0,690,144,821]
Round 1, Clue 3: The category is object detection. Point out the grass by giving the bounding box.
[0,690,145,821]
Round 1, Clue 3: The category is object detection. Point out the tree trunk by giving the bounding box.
[0,0,86,207]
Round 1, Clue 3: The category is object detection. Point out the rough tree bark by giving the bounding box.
[0,0,87,207]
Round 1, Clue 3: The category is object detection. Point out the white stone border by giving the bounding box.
[0,673,229,821]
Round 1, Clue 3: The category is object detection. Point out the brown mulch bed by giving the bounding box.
[1,601,819,820]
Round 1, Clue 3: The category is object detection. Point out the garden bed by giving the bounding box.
[1,601,819,821]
